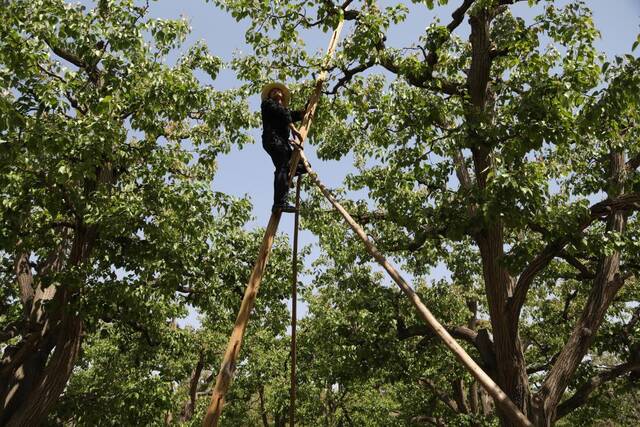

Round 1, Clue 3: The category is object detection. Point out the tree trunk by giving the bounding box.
[258,385,270,427]
[4,314,83,427]
[1,224,98,425]
[180,351,205,422]
[470,380,479,415]
[466,8,533,425]
[476,231,532,425]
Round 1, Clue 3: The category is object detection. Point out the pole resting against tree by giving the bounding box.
[202,16,347,427]
[295,149,533,427]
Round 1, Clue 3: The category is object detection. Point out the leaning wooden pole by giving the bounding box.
[202,18,346,427]
[202,212,282,426]
[295,150,533,427]
[287,16,345,181]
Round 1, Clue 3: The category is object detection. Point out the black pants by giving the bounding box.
[263,137,294,206]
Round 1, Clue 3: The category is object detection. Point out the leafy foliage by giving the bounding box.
[2,0,640,425]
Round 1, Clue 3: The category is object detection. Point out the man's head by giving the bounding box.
[269,87,284,104]
[261,82,290,106]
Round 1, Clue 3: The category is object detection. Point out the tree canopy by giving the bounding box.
[1,0,640,426]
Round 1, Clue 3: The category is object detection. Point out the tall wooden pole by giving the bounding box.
[202,212,282,426]
[287,19,345,183]
[202,18,347,427]
[295,150,533,427]
[289,177,302,426]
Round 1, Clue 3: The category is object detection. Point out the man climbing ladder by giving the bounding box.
[203,14,532,427]
[260,82,308,213]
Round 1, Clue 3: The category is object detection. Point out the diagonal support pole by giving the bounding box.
[202,211,282,426]
[294,149,533,427]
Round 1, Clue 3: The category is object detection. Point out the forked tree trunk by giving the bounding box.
[4,315,83,427]
[1,221,99,425]
[1,278,84,427]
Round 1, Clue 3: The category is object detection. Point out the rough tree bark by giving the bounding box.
[1,248,86,426]
[465,8,531,425]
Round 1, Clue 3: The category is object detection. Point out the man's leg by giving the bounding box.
[264,139,295,212]
[273,165,289,205]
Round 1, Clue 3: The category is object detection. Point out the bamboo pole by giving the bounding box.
[202,18,347,427]
[203,212,282,426]
[287,18,345,183]
[295,150,533,427]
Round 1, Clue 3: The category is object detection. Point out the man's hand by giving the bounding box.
[290,136,304,150]
[290,124,303,144]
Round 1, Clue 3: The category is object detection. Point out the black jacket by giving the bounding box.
[261,98,304,143]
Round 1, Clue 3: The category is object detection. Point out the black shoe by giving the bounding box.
[272,204,296,213]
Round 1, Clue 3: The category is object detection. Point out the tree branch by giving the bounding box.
[43,38,102,85]
[454,150,473,190]
[180,351,205,422]
[534,149,631,421]
[65,92,87,115]
[561,289,579,321]
[452,378,471,414]
[379,55,464,95]
[511,192,640,317]
[527,352,559,375]
[555,360,640,420]
[397,321,497,373]
[498,0,538,5]
[334,0,472,96]
[350,210,387,225]
[325,1,473,96]
[558,250,595,280]
[625,152,640,173]
[446,0,476,38]
[320,0,359,20]
[398,323,478,346]
[327,60,375,94]
[418,378,460,413]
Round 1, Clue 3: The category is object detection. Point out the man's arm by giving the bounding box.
[291,109,305,122]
